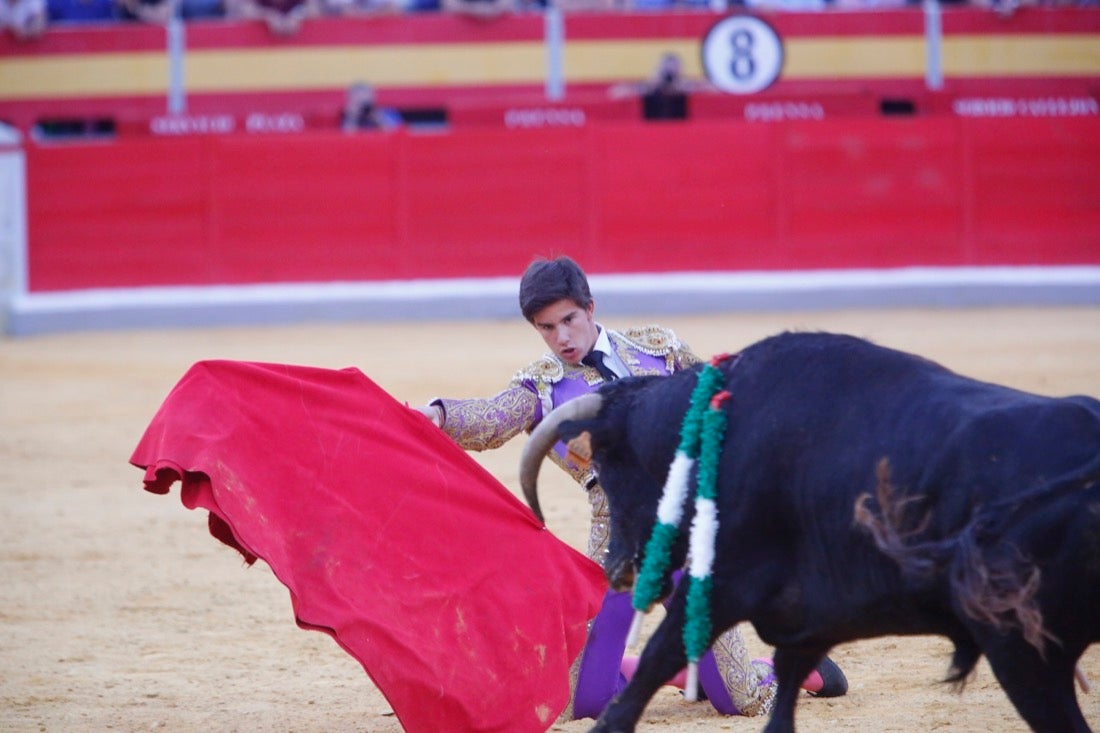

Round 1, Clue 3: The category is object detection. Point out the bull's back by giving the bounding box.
[724,332,1100,510]
[714,333,1100,627]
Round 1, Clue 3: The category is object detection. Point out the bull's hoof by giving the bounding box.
[588,714,634,733]
[589,708,633,726]
[808,656,848,698]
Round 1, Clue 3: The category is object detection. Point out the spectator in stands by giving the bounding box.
[340,82,403,132]
[2,0,47,37]
[177,0,223,17]
[46,0,119,23]
[321,0,400,16]
[623,0,679,9]
[442,0,511,18]
[742,0,826,8]
[967,0,1044,18]
[118,0,179,22]
[117,0,224,22]
[553,0,618,10]
[608,52,714,121]
[225,0,317,35]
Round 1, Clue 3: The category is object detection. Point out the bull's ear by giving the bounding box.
[565,431,593,468]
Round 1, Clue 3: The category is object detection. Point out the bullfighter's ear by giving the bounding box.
[566,431,593,468]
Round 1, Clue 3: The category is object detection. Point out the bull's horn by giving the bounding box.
[520,393,603,524]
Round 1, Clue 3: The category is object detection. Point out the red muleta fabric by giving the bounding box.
[130,360,607,733]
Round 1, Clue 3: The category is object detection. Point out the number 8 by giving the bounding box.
[702,15,783,95]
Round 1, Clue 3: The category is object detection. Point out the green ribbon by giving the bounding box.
[683,393,730,663]
[630,360,728,630]
[631,363,725,615]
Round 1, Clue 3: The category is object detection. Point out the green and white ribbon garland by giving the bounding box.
[626,355,732,702]
[682,386,731,699]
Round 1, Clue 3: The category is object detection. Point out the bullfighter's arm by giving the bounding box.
[431,387,539,452]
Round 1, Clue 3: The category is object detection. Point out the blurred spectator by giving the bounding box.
[225,0,318,35]
[2,0,47,37]
[832,0,904,6]
[47,0,119,23]
[118,0,179,22]
[442,0,511,17]
[340,82,403,132]
[743,0,827,8]
[967,0,1045,17]
[554,0,619,9]
[608,52,714,120]
[321,0,399,15]
[176,0,223,18]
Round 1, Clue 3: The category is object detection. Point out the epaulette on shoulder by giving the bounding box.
[508,354,565,387]
[618,325,681,357]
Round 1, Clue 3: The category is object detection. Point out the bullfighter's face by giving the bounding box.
[531,298,600,366]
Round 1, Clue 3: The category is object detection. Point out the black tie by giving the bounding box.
[582,351,618,381]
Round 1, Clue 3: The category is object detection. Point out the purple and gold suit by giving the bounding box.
[432,325,776,720]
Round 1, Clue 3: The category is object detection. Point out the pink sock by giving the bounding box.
[620,656,689,689]
[753,657,825,693]
[801,669,824,693]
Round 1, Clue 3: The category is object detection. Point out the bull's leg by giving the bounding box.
[981,639,1090,733]
[589,602,693,733]
[760,645,828,733]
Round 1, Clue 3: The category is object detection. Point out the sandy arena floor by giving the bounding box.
[2,305,1098,733]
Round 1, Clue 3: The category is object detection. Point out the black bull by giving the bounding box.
[519,332,1100,733]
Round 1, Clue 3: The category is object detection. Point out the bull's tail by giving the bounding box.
[854,458,1100,657]
[946,519,1051,654]
[945,638,982,691]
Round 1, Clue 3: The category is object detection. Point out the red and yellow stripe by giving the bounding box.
[1,9,1097,107]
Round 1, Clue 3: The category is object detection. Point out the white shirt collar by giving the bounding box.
[593,324,614,356]
[591,325,629,378]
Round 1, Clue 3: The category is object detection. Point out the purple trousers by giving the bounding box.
[571,588,742,720]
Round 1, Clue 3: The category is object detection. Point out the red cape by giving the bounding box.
[131,360,607,733]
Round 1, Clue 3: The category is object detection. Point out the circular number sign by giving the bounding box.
[701,15,784,95]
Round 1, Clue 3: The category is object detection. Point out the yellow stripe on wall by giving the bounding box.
[2,54,172,98]
[564,37,929,81]
[943,35,1100,76]
[187,42,547,90]
[2,35,1098,100]
[564,39,702,80]
[785,37,927,78]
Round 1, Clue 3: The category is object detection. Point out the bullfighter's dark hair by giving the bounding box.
[519,255,593,323]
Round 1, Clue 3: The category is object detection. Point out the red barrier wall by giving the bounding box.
[25,115,1100,293]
